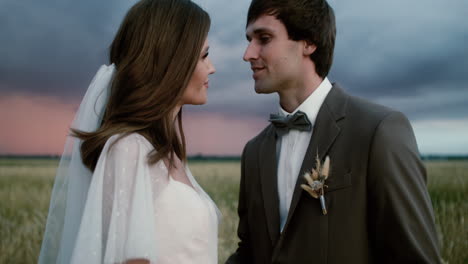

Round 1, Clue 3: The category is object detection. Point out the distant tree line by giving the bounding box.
[1,154,467,161]
[420,155,468,161]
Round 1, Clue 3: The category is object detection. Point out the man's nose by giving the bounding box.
[243,42,258,62]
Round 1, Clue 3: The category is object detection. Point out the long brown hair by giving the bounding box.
[72,0,211,171]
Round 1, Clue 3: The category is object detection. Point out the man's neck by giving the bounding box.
[278,74,323,113]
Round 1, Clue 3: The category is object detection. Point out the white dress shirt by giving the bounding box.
[277,77,332,231]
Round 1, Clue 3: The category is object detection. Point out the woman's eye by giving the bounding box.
[202,52,209,59]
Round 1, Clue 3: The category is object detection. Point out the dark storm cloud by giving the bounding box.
[329,1,468,97]
[0,0,136,99]
[325,0,468,119]
[1,0,466,121]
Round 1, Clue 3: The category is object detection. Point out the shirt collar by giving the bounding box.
[279,77,332,126]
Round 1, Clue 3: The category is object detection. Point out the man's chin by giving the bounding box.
[254,83,275,94]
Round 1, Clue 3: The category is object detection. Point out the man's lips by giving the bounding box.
[251,66,265,72]
[251,66,266,79]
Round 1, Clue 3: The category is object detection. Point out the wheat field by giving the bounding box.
[0,159,466,263]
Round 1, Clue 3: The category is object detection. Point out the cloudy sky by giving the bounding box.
[0,0,467,155]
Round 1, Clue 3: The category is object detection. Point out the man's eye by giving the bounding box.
[259,36,271,43]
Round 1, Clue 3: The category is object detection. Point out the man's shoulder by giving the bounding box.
[336,85,401,123]
[349,95,394,116]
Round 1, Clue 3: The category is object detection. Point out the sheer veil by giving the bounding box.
[38,64,116,264]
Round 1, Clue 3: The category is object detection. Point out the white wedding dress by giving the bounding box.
[69,133,219,264]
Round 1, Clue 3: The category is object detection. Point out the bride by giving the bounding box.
[38,0,220,263]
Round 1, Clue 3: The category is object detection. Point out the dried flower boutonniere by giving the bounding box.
[300,155,330,215]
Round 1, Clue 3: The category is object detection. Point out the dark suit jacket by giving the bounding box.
[226,84,441,264]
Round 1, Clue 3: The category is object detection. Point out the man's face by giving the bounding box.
[244,15,304,94]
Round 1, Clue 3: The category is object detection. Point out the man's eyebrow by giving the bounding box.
[246,27,274,40]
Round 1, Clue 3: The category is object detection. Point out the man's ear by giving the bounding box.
[303,41,317,56]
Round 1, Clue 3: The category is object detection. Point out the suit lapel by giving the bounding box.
[281,84,348,233]
[259,126,281,245]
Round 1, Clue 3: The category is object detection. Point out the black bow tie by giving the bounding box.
[269,110,312,136]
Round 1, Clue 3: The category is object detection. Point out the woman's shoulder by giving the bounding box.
[105,132,153,155]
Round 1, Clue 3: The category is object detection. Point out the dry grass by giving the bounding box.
[0,160,54,263]
[425,161,468,263]
[0,159,466,263]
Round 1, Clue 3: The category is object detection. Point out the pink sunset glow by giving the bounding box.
[183,111,267,155]
[0,94,267,156]
[0,94,77,155]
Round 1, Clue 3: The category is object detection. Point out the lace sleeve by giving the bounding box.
[71,134,166,264]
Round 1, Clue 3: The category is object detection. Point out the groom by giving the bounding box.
[227,0,441,263]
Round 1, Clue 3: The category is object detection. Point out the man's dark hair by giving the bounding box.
[247,0,336,78]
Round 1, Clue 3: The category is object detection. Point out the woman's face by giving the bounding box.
[181,39,216,105]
